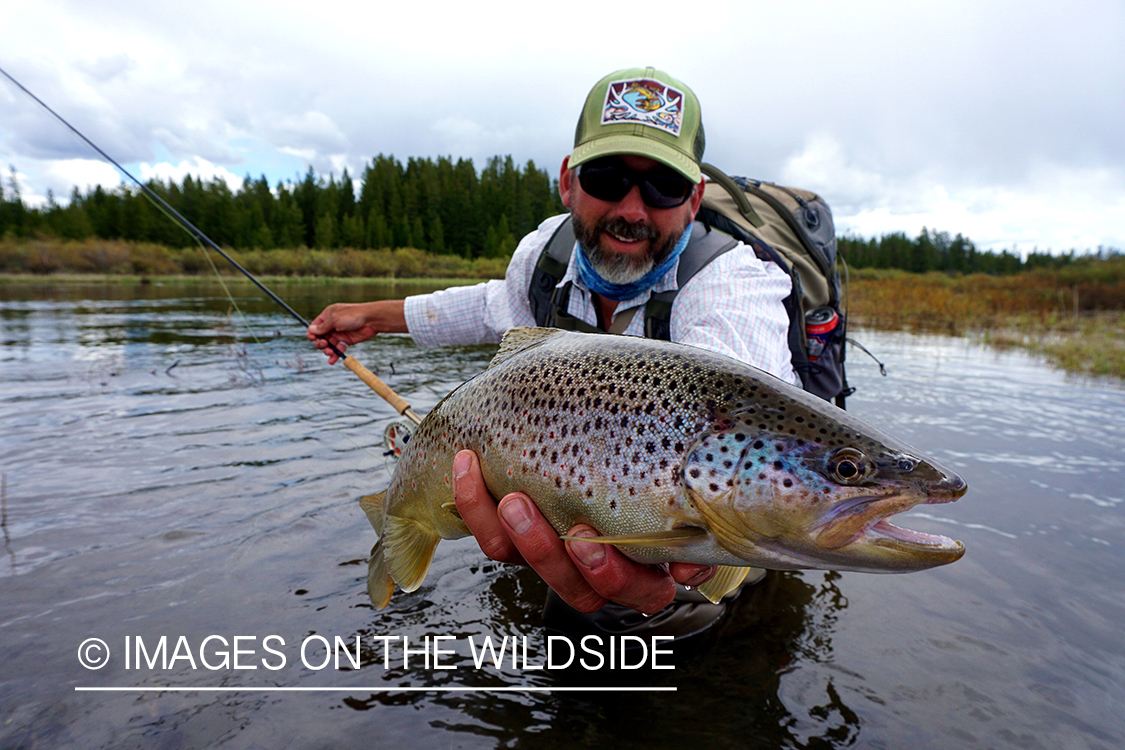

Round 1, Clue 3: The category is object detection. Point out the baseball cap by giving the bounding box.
[570,67,705,183]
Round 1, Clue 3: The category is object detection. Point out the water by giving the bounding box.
[1,279,1122,749]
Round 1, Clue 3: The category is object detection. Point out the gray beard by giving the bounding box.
[571,214,687,285]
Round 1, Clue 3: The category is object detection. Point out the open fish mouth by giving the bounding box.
[866,518,963,555]
[815,485,965,557]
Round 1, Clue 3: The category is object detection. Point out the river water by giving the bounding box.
[1,279,1122,750]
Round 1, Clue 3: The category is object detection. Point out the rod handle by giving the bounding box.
[342,356,422,424]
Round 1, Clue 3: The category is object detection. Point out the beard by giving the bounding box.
[571,214,690,284]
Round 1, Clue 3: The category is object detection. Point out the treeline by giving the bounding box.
[2,159,1120,276]
[836,228,1116,275]
[0,155,564,259]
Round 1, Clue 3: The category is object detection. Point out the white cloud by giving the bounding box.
[138,158,244,192]
[1,0,1122,252]
[46,159,124,195]
[779,132,1125,252]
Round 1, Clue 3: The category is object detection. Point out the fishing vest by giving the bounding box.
[529,217,758,338]
[528,215,801,343]
[527,214,835,405]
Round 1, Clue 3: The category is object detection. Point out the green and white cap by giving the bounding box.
[570,67,705,183]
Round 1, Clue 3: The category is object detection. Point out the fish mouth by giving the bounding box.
[814,480,966,563]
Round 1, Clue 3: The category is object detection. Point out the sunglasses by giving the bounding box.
[577,158,696,209]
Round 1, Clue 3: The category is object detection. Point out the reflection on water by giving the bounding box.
[1,279,1123,750]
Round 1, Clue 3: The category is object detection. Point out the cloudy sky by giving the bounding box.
[2,0,1122,253]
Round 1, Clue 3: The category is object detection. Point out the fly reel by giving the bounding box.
[382,417,417,459]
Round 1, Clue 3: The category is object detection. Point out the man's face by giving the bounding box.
[559,154,704,284]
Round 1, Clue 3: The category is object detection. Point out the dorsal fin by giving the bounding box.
[489,327,565,368]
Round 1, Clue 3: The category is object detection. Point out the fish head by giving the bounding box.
[681,400,967,574]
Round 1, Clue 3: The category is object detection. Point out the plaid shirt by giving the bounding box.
[404,214,800,385]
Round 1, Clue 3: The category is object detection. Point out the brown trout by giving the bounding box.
[360,327,967,609]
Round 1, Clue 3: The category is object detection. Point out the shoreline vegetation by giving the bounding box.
[1,237,1122,380]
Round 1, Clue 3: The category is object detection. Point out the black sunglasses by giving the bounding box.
[577,158,696,209]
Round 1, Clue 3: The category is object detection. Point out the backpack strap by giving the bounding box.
[645,224,739,339]
[529,216,740,340]
[528,217,575,327]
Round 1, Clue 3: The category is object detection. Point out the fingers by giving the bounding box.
[497,498,610,613]
[306,304,369,364]
[453,450,525,565]
[562,527,678,614]
[669,562,716,588]
[451,450,683,615]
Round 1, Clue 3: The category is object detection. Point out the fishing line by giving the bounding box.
[0,64,422,428]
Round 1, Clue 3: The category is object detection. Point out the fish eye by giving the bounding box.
[828,448,871,485]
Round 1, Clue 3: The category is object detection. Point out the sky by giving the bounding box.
[2,0,1122,254]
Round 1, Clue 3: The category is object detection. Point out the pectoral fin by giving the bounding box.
[558,527,709,546]
[695,565,756,604]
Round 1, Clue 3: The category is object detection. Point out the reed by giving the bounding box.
[0,238,509,280]
[845,268,1125,379]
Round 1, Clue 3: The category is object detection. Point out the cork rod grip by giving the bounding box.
[342,356,422,424]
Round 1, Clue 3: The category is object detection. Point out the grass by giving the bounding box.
[845,267,1125,379]
[0,237,510,280]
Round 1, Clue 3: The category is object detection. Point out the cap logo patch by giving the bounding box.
[601,79,684,137]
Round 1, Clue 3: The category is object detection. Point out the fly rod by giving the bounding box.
[1,65,422,425]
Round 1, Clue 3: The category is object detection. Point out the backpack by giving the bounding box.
[528,162,852,408]
[697,164,851,407]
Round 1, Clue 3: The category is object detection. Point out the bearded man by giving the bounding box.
[308,67,798,633]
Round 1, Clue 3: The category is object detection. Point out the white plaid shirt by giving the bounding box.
[404,214,800,385]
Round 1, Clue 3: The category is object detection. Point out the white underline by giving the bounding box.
[75,686,676,693]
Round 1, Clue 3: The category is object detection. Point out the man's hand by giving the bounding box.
[306,300,408,364]
[452,449,716,614]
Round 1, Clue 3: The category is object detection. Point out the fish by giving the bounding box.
[360,327,967,609]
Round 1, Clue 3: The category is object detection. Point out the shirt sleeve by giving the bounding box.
[670,243,801,386]
[403,215,566,346]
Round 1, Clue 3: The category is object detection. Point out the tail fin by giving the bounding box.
[360,491,387,533]
[367,539,395,610]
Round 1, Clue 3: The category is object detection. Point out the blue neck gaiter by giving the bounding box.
[575,223,695,302]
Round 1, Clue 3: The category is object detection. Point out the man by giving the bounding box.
[308,67,798,623]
